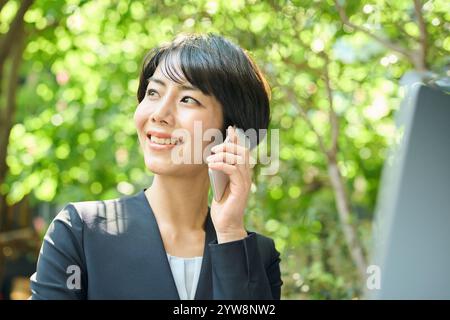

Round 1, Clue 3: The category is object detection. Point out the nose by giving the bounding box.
[150,96,175,125]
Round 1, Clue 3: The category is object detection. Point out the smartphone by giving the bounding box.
[208,127,250,202]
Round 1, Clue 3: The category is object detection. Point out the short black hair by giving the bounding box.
[137,33,271,147]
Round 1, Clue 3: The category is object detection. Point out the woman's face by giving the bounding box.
[134,59,224,177]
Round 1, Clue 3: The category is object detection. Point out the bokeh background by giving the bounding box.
[0,0,448,300]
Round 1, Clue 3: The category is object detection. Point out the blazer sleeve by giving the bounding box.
[208,232,283,300]
[30,204,87,300]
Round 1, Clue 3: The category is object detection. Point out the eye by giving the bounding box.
[146,89,159,98]
[181,96,201,106]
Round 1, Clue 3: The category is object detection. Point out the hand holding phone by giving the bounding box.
[208,126,250,202]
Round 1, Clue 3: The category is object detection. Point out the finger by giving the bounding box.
[230,125,238,145]
[212,143,254,168]
[207,152,244,165]
[212,142,248,158]
[208,161,243,182]
[208,149,252,185]
[208,161,251,190]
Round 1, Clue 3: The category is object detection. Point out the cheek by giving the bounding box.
[192,111,224,147]
[134,102,149,129]
[204,108,224,135]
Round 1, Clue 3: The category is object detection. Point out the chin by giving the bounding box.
[144,157,207,177]
[143,156,187,175]
[144,157,175,174]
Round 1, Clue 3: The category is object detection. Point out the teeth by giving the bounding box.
[149,135,180,145]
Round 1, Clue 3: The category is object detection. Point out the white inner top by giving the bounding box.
[166,253,203,300]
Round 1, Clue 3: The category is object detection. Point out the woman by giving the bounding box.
[30,33,282,300]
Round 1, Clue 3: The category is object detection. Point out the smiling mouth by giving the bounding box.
[146,133,183,146]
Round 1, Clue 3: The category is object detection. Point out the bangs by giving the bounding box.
[158,50,186,86]
[140,37,223,100]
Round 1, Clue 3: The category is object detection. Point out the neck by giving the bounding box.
[145,170,210,232]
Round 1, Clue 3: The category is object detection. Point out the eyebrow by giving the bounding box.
[147,76,199,92]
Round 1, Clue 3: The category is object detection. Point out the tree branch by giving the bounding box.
[0,0,8,14]
[286,89,328,155]
[322,54,339,160]
[268,0,369,280]
[327,161,367,279]
[287,53,368,279]
[0,0,34,67]
[0,13,27,187]
[321,57,367,278]
[280,56,321,78]
[383,2,421,43]
[286,80,368,280]
[334,0,416,64]
[28,18,60,38]
[413,0,429,71]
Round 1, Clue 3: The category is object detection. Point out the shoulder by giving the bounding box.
[53,192,139,230]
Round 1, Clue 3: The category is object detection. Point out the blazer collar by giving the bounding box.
[138,188,215,300]
[194,207,215,300]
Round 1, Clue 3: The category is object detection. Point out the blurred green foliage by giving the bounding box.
[1,0,449,299]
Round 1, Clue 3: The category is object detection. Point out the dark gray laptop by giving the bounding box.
[366,82,450,299]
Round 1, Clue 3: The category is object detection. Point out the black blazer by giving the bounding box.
[30,188,283,299]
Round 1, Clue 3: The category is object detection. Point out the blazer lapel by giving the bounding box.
[194,209,216,300]
[139,189,216,300]
[140,189,180,299]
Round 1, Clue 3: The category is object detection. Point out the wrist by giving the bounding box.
[216,229,248,244]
